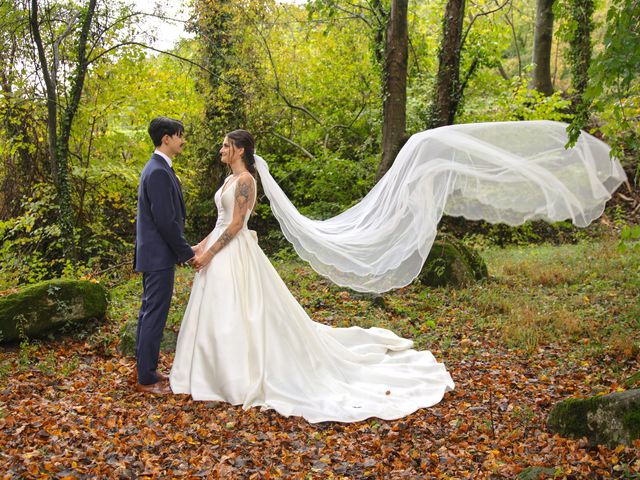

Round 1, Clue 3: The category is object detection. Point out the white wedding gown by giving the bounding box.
[170,175,455,423]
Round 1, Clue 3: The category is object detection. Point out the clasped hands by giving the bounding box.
[189,245,212,272]
[187,230,259,272]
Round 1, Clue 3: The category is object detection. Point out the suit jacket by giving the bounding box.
[134,154,194,272]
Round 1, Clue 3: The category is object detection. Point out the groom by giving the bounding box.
[133,116,195,395]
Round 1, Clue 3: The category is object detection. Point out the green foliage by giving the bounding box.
[0,184,63,288]
[619,224,640,254]
[266,152,377,219]
[584,0,640,176]
[462,71,572,123]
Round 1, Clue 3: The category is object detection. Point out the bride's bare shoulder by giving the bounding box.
[237,171,256,185]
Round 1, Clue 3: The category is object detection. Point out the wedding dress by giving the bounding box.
[169,174,455,423]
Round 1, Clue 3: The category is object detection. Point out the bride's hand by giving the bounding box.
[194,250,214,271]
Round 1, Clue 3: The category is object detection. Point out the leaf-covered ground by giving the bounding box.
[1,240,639,478]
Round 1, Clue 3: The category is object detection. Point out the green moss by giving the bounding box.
[0,279,108,343]
[622,410,640,439]
[549,390,640,446]
[548,397,598,438]
[418,234,488,287]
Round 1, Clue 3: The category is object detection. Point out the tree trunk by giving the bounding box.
[428,0,465,129]
[565,0,595,143]
[568,0,594,99]
[189,0,248,240]
[376,0,409,180]
[29,0,58,181]
[532,0,555,96]
[29,0,98,262]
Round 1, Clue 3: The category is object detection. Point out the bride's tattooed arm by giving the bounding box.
[194,173,255,269]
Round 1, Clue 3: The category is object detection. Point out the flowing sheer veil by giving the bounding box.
[254,120,627,293]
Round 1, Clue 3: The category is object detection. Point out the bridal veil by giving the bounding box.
[254,120,627,293]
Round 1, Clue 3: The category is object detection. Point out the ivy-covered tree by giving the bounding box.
[188,0,250,234]
[556,0,595,143]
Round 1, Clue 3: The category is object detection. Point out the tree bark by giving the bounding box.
[29,0,98,262]
[568,0,594,98]
[376,0,408,180]
[428,0,465,129]
[29,0,58,181]
[565,0,595,143]
[532,0,555,96]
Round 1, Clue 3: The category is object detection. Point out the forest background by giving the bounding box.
[2,0,640,477]
[0,0,638,286]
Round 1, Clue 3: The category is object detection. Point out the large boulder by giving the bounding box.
[417,234,488,287]
[0,279,109,343]
[548,389,640,447]
[119,317,177,357]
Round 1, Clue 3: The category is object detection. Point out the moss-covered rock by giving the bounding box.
[0,279,109,343]
[548,389,640,447]
[119,317,178,357]
[417,234,488,287]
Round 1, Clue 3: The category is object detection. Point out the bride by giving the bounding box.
[170,123,625,423]
[169,129,455,423]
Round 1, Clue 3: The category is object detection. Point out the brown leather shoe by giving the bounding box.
[135,381,172,395]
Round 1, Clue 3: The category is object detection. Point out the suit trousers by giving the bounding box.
[136,267,175,385]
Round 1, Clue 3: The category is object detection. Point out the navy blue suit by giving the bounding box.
[134,153,194,385]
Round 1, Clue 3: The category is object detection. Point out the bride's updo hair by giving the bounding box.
[227,129,256,174]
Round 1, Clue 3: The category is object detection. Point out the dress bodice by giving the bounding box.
[214,174,255,230]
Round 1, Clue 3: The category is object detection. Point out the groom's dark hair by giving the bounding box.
[148,117,185,147]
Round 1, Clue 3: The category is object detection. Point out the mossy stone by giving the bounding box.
[0,279,109,343]
[417,234,488,287]
[548,389,640,447]
[119,317,178,357]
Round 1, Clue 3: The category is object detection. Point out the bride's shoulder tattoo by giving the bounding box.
[235,176,254,210]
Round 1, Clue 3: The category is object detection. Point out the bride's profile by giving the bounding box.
[170,122,625,423]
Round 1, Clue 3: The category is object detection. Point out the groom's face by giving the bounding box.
[165,132,185,157]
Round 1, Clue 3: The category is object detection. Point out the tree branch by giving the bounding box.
[255,26,324,126]
[270,130,317,161]
[504,5,522,77]
[87,41,244,94]
[461,0,511,48]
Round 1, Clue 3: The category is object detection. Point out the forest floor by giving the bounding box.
[1,237,640,478]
